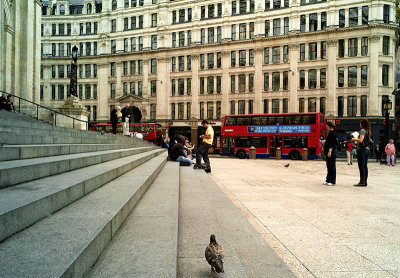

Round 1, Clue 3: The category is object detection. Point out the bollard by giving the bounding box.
[276,147,281,160]
[302,148,308,161]
[249,146,256,159]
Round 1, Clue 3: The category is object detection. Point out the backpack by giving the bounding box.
[360,134,373,149]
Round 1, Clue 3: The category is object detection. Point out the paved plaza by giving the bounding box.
[210,158,400,278]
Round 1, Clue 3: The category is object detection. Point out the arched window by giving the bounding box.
[87,3,92,14]
[60,4,65,15]
[112,0,117,10]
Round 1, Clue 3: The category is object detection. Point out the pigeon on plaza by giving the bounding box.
[284,163,290,168]
[205,234,224,273]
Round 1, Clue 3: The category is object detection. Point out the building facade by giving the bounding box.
[0,0,42,102]
[40,0,397,144]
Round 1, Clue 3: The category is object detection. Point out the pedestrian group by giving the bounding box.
[324,119,396,187]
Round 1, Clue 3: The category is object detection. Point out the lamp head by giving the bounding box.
[383,99,392,111]
[72,45,78,61]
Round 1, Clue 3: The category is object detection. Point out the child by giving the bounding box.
[385,139,396,166]
[345,136,354,165]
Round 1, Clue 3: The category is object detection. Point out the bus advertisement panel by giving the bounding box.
[93,123,164,143]
[220,113,325,160]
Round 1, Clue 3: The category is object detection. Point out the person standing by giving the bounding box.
[0,93,9,110]
[374,144,380,162]
[323,122,339,186]
[385,139,396,166]
[351,119,371,187]
[194,120,214,171]
[121,104,132,136]
[110,106,120,135]
[345,137,354,165]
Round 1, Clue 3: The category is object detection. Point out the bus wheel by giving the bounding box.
[289,150,300,160]
[236,150,246,159]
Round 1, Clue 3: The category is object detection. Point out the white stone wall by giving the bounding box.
[40,0,397,123]
[0,0,41,102]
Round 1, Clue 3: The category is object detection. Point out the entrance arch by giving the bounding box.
[130,106,142,123]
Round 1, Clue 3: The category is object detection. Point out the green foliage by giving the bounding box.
[396,0,400,23]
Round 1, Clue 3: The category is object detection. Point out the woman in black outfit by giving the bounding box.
[351,119,371,187]
[324,122,339,186]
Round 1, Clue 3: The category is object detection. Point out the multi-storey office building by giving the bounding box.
[41,0,397,145]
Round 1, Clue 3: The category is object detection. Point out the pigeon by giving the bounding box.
[205,234,224,273]
[284,163,290,168]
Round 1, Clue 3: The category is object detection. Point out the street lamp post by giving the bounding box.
[69,45,78,97]
[383,99,392,145]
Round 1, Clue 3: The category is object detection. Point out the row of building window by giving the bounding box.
[46,84,98,101]
[120,16,144,32]
[110,82,143,99]
[42,64,98,79]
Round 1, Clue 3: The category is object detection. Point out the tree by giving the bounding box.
[396,0,400,24]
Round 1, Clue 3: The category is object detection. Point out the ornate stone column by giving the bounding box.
[220,51,231,118]
[369,35,380,116]
[254,48,263,114]
[142,59,149,98]
[97,63,110,120]
[191,54,200,118]
[289,43,299,112]
[116,62,123,98]
[326,40,337,117]
[156,57,170,119]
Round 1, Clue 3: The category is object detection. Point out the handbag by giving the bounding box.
[351,149,356,155]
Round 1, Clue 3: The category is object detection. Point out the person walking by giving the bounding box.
[110,106,120,134]
[194,120,214,171]
[323,122,339,186]
[351,119,371,187]
[374,144,380,162]
[385,139,396,166]
[345,137,354,165]
[121,104,132,136]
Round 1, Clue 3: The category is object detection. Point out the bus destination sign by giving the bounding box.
[247,125,311,134]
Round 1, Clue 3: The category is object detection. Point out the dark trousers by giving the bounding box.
[357,148,370,177]
[325,149,337,184]
[196,142,211,166]
[111,120,118,134]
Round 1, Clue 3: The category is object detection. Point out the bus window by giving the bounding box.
[276,116,284,125]
[252,116,261,125]
[293,115,302,124]
[236,117,251,125]
[251,137,268,148]
[284,136,308,148]
[302,115,316,124]
[284,116,294,124]
[320,115,325,124]
[225,117,236,126]
[236,137,251,147]
[267,116,276,125]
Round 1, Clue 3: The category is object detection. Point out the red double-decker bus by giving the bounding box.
[93,123,164,143]
[220,113,325,160]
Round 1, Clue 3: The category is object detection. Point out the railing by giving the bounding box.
[0,90,88,130]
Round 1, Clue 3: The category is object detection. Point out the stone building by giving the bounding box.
[40,0,397,144]
[0,0,42,103]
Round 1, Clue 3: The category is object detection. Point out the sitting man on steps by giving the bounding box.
[170,135,194,166]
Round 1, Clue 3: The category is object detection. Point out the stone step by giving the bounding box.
[0,147,156,188]
[0,143,139,161]
[0,130,148,146]
[0,110,55,129]
[86,162,180,278]
[177,167,296,278]
[0,152,167,278]
[0,148,166,242]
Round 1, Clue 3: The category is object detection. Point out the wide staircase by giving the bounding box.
[0,110,295,278]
